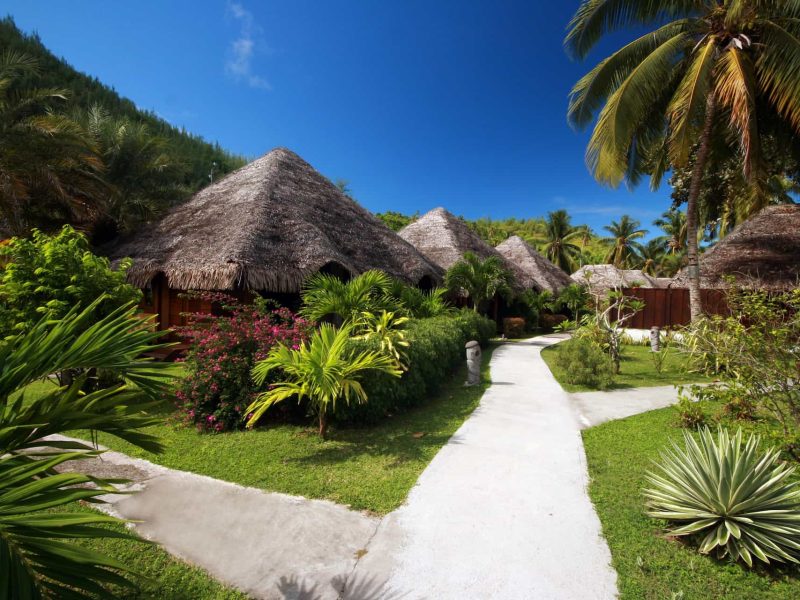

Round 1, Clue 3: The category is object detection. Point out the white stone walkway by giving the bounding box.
[59,334,621,599]
[345,335,617,599]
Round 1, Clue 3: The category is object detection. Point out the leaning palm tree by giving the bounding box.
[566,0,800,321]
[653,209,688,255]
[0,299,175,598]
[444,252,514,315]
[603,215,647,267]
[542,210,583,273]
[248,323,401,438]
[637,238,668,276]
[300,270,394,324]
[0,51,105,234]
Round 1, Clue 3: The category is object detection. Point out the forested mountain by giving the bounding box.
[0,16,245,208]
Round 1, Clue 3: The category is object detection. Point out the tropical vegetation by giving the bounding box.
[645,426,800,567]
[445,251,514,314]
[0,299,174,598]
[249,323,402,438]
[566,0,800,320]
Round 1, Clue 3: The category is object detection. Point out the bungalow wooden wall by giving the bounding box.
[621,288,729,329]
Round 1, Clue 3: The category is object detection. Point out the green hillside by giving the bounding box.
[0,16,245,198]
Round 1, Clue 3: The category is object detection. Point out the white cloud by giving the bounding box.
[225,2,271,90]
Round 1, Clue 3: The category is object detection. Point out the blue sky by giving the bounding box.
[6,0,671,235]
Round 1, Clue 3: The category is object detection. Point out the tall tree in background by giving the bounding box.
[603,215,646,267]
[542,209,582,273]
[81,105,189,239]
[653,209,688,255]
[0,52,104,234]
[637,238,668,276]
[566,0,800,321]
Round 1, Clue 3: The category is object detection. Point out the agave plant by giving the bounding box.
[248,323,401,438]
[644,427,800,567]
[0,298,174,598]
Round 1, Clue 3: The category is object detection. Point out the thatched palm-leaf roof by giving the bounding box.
[495,236,572,294]
[672,204,800,290]
[109,148,442,292]
[571,264,665,294]
[398,207,525,285]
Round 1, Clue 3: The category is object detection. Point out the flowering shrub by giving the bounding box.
[175,293,312,432]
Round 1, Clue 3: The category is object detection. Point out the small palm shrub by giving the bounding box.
[334,310,495,424]
[644,427,800,567]
[249,323,402,438]
[553,338,614,389]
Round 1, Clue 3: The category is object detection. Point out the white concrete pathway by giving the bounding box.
[345,335,618,599]
[59,334,626,599]
[571,384,683,429]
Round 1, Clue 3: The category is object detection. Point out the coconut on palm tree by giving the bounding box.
[444,251,514,314]
[542,210,583,273]
[603,215,647,267]
[566,0,800,321]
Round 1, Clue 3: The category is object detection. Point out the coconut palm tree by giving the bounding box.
[637,238,668,276]
[0,299,174,598]
[566,0,800,321]
[542,210,583,273]
[0,51,105,234]
[248,323,401,438]
[653,209,688,255]
[603,215,647,267]
[444,252,514,315]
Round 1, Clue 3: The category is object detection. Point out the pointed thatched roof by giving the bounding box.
[495,236,572,294]
[672,204,800,290]
[109,148,442,292]
[398,207,526,286]
[571,264,665,294]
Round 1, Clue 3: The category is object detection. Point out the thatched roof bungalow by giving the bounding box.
[672,204,800,290]
[109,147,442,328]
[571,264,667,295]
[495,236,572,294]
[398,207,525,282]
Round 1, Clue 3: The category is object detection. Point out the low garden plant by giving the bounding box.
[681,287,800,458]
[552,337,614,390]
[248,323,402,438]
[645,426,800,567]
[176,293,312,432]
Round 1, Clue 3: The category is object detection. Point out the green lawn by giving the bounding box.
[59,343,497,515]
[542,342,710,392]
[583,406,800,599]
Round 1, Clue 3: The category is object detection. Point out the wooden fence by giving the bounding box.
[620,287,729,329]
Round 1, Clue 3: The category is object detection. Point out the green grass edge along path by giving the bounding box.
[541,343,709,392]
[583,405,800,599]
[63,342,498,515]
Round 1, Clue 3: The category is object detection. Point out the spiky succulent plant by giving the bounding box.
[644,427,800,567]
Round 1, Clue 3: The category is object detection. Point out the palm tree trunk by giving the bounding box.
[318,411,328,439]
[686,94,717,322]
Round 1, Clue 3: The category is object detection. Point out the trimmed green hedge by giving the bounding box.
[334,310,495,424]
